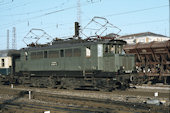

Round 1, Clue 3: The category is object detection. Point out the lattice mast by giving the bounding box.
[77,0,81,24]
[7,29,9,50]
[12,27,17,49]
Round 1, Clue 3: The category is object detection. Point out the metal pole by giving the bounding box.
[169,0,170,37]
[12,27,16,49]
[29,91,31,100]
[11,84,14,88]
[7,29,9,50]
[77,0,81,24]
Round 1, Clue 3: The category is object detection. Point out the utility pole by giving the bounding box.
[7,29,9,50]
[76,0,81,38]
[77,0,81,24]
[169,0,170,37]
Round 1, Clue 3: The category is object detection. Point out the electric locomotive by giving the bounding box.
[0,18,137,91]
[13,38,136,91]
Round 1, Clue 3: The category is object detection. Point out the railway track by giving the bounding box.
[1,97,168,113]
[1,92,168,113]
[0,85,169,113]
[1,101,109,113]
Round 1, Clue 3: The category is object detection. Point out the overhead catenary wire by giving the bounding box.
[0,1,12,6]
[119,19,168,27]
[0,1,168,50]
[0,1,100,29]
[0,8,76,29]
[0,18,167,38]
[1,4,168,30]
[0,1,69,16]
[0,2,168,37]
[0,18,168,38]
[105,5,169,17]
[0,0,33,11]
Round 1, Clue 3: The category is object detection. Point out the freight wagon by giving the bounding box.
[124,40,170,84]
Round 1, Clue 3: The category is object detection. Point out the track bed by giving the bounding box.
[0,85,169,113]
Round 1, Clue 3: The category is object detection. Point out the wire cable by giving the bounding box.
[0,1,68,16]
[0,1,100,28]
[120,19,168,27]
[105,5,169,17]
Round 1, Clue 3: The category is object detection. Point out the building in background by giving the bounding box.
[119,32,169,44]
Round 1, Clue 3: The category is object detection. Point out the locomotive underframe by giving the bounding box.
[14,70,132,91]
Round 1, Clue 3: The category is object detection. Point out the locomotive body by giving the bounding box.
[16,39,134,73]
[13,39,135,90]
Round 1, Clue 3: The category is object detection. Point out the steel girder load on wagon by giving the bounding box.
[123,40,170,84]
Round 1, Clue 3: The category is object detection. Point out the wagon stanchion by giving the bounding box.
[29,91,31,100]
[11,84,14,88]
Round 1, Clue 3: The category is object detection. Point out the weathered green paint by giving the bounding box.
[15,40,135,73]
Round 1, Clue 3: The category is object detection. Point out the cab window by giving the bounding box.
[104,44,123,54]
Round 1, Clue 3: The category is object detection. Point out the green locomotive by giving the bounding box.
[1,19,136,91]
[14,38,135,91]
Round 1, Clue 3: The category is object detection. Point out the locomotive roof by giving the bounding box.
[21,39,126,51]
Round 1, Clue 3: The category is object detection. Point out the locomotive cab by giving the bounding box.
[103,40,125,55]
[101,40,135,74]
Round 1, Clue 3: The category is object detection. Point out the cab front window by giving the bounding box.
[104,44,123,54]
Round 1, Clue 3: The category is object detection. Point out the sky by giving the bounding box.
[0,0,169,50]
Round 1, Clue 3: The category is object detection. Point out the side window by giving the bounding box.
[65,49,72,57]
[73,48,81,57]
[49,50,59,58]
[31,52,36,59]
[44,51,47,58]
[86,47,91,57]
[60,50,64,57]
[1,59,5,67]
[37,51,43,58]
[31,51,43,59]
